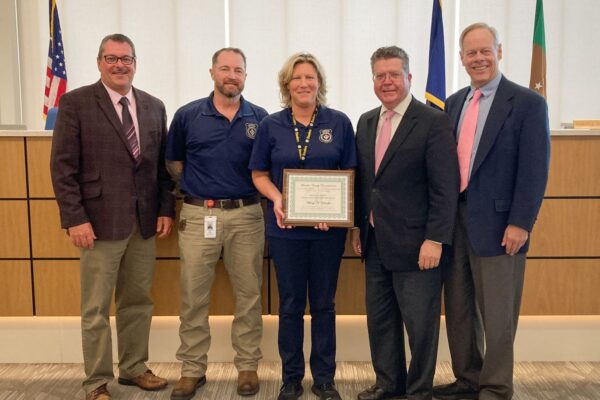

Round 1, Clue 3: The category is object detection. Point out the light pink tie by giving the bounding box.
[370,109,395,226]
[375,110,395,173]
[457,89,482,192]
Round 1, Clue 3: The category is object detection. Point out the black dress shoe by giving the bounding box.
[312,382,341,400]
[278,381,303,400]
[433,381,478,400]
[357,384,405,400]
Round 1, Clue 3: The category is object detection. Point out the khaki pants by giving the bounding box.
[80,222,156,394]
[176,202,264,377]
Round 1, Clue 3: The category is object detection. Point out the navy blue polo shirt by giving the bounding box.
[249,105,357,240]
[166,92,268,198]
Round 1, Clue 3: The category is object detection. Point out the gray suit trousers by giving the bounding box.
[443,201,525,400]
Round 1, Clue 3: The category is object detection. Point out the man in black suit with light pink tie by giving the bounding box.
[353,46,459,400]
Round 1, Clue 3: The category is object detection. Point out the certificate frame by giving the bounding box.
[282,169,355,228]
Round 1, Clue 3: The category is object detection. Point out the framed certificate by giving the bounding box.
[282,169,355,228]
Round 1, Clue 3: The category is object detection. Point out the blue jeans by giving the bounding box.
[269,234,346,385]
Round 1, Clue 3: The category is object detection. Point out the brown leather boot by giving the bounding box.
[237,370,260,396]
[170,376,207,400]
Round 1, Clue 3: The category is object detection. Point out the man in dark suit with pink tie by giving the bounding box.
[50,33,175,400]
[434,23,550,400]
[353,46,459,400]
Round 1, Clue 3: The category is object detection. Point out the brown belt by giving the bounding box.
[183,195,261,209]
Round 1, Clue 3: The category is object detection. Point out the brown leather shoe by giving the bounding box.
[237,370,260,396]
[86,383,111,400]
[171,376,207,400]
[118,369,168,391]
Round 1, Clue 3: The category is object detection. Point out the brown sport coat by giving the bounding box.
[50,80,175,240]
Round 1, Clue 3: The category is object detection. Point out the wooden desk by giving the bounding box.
[1,130,599,316]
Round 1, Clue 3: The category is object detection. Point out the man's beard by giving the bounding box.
[216,81,244,98]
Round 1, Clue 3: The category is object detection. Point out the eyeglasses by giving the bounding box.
[103,55,136,65]
[373,72,403,82]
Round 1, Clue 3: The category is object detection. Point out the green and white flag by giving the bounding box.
[529,0,546,99]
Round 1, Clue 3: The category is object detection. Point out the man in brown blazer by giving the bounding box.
[50,33,175,400]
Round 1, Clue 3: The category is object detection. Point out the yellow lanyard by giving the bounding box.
[291,108,318,164]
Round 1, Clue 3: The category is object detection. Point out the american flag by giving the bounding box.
[43,0,67,119]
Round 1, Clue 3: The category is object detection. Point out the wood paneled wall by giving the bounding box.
[0,135,598,316]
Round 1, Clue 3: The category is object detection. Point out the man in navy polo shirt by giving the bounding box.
[166,47,268,400]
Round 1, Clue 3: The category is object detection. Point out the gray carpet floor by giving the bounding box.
[0,362,598,399]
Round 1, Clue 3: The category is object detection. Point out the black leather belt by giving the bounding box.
[183,195,261,209]
[459,191,467,202]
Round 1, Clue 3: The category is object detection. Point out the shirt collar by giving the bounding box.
[101,81,134,105]
[202,91,252,117]
[469,72,502,99]
[284,104,331,125]
[380,93,412,117]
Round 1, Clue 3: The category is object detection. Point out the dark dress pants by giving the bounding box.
[365,229,441,400]
[443,202,525,400]
[269,234,346,385]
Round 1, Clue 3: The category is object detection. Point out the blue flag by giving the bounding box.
[425,0,445,110]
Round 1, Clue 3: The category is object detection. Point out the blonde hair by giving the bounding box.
[278,52,327,107]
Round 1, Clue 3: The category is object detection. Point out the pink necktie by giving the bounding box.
[457,89,482,192]
[370,109,395,226]
[375,109,395,173]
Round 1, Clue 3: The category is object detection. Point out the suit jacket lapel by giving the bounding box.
[450,88,469,136]
[94,81,135,160]
[375,98,417,178]
[134,88,149,165]
[364,108,379,182]
[471,77,514,177]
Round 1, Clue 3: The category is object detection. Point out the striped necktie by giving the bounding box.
[119,97,140,161]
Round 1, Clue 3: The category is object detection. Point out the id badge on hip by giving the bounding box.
[204,215,217,238]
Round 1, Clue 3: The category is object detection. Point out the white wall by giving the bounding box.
[0,0,21,124]
[13,0,600,130]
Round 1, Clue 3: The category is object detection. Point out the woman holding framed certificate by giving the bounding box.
[249,52,356,400]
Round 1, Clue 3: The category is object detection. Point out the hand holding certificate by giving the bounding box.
[282,169,355,227]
